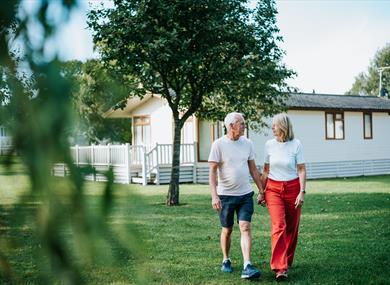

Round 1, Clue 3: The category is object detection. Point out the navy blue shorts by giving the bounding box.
[218,192,254,228]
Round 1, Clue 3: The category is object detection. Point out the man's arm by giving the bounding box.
[248,160,263,192]
[248,160,265,206]
[209,162,221,211]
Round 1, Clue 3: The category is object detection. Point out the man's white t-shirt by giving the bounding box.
[208,135,255,196]
[264,138,305,181]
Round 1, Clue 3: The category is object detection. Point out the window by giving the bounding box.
[181,117,194,144]
[363,112,373,139]
[325,112,344,139]
[0,127,6,137]
[212,121,225,141]
[197,120,213,161]
[133,116,151,146]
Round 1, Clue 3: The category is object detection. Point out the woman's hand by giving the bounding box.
[295,191,305,209]
[257,192,266,207]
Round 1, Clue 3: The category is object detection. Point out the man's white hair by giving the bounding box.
[224,112,244,130]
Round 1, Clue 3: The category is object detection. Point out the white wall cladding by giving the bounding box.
[130,96,173,145]
[249,110,390,164]
[54,158,390,185]
[194,159,390,184]
[206,109,390,184]
[157,165,194,184]
[196,164,210,184]
[289,111,390,162]
[53,109,390,185]
[305,159,390,178]
[150,100,173,145]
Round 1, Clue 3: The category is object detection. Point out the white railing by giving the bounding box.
[156,143,195,165]
[142,143,196,185]
[180,143,195,164]
[129,145,145,165]
[57,142,197,185]
[71,144,129,166]
[145,144,159,184]
[129,142,195,164]
[70,144,131,184]
[0,136,13,155]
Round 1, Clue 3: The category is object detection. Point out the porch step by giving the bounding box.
[131,176,156,184]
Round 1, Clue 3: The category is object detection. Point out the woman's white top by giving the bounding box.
[264,138,305,181]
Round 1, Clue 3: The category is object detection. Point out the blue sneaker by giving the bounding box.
[241,264,261,279]
[221,259,233,273]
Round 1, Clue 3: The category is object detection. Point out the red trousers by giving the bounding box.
[265,177,301,272]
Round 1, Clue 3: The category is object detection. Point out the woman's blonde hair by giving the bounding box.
[273,113,294,142]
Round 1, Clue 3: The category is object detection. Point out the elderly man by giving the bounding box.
[209,112,265,279]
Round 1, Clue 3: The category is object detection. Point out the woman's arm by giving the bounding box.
[297,163,306,192]
[295,163,306,209]
[261,163,270,189]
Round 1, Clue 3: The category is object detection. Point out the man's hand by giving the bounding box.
[212,195,222,211]
[257,192,266,207]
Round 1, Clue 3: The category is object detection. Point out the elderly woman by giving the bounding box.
[258,113,306,281]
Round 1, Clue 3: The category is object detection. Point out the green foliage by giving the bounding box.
[88,0,293,127]
[0,2,143,284]
[88,0,294,204]
[347,43,390,96]
[61,60,132,144]
[2,168,390,284]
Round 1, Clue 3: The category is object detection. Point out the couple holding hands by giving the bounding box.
[209,112,306,281]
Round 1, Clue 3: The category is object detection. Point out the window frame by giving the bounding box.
[363,112,373,139]
[132,115,151,145]
[325,111,345,140]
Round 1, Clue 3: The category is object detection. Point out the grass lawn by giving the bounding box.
[1,162,390,284]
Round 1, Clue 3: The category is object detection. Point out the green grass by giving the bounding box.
[1,162,390,284]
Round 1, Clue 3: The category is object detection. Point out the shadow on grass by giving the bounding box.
[0,192,148,285]
[303,192,390,215]
[1,189,389,284]
[152,202,189,207]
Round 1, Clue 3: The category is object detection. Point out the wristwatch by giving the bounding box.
[300,189,306,193]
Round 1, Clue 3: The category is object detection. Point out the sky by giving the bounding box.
[49,0,390,95]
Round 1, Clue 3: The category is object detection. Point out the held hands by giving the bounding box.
[257,192,266,207]
[295,191,305,209]
[212,195,222,212]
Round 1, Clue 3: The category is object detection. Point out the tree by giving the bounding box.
[1,1,143,284]
[61,60,132,144]
[347,43,390,96]
[88,0,294,206]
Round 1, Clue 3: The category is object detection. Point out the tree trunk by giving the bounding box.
[166,118,182,206]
